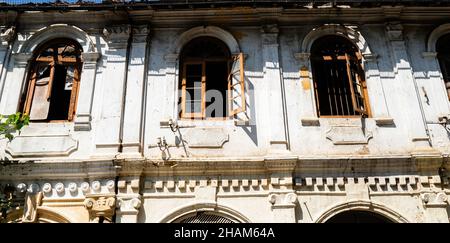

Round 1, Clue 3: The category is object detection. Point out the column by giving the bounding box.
[385,23,432,151]
[0,26,14,100]
[74,52,101,131]
[121,25,150,155]
[0,53,32,115]
[261,24,289,152]
[95,25,130,154]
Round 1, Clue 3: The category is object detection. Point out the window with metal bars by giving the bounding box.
[437,33,450,100]
[21,38,82,122]
[311,35,370,117]
[179,36,246,119]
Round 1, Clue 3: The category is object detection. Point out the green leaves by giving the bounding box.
[0,112,30,142]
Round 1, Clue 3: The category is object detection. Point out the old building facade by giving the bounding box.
[0,0,449,223]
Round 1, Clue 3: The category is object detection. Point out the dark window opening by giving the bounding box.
[326,210,394,223]
[311,35,370,117]
[205,61,228,118]
[179,37,231,119]
[437,34,450,100]
[22,38,82,122]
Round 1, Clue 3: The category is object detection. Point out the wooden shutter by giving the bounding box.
[228,53,246,117]
[28,63,54,120]
[345,54,369,116]
[181,62,205,119]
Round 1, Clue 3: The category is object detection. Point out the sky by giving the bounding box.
[1,0,104,3]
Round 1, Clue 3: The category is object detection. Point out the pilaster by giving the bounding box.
[261,24,289,152]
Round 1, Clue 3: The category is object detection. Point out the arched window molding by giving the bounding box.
[296,24,393,127]
[163,26,244,124]
[315,200,409,223]
[423,24,450,109]
[158,201,251,223]
[425,24,450,53]
[5,24,100,131]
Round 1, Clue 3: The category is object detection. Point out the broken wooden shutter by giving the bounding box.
[28,63,54,120]
[228,53,246,117]
[345,54,369,116]
[67,64,81,121]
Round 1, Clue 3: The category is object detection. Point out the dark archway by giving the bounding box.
[172,211,236,223]
[325,210,394,223]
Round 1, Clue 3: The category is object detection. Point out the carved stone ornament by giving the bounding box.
[326,126,373,145]
[84,194,116,223]
[22,184,43,223]
[103,25,131,49]
[0,26,15,47]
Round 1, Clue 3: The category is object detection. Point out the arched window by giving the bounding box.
[437,33,450,100]
[311,35,370,117]
[179,37,245,119]
[21,38,82,122]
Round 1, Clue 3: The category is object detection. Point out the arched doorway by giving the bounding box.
[325,210,394,223]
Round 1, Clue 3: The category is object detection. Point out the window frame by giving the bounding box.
[179,39,246,120]
[311,40,371,118]
[22,39,83,122]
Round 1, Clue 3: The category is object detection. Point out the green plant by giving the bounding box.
[0,112,30,141]
[0,112,29,222]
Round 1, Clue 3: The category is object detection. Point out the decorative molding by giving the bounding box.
[6,135,78,157]
[173,26,240,55]
[103,25,131,50]
[13,53,32,68]
[117,195,143,215]
[84,194,116,223]
[301,117,320,126]
[184,128,229,148]
[22,184,43,223]
[301,24,372,55]
[261,25,279,45]
[293,175,446,194]
[268,192,297,209]
[374,117,395,126]
[326,126,373,145]
[132,25,150,43]
[421,192,448,207]
[81,52,101,69]
[1,180,116,199]
[426,23,450,53]
[74,114,92,131]
[422,52,438,59]
[0,26,15,47]
[19,24,95,53]
[143,177,292,192]
[362,53,379,62]
[386,23,404,41]
[294,52,310,62]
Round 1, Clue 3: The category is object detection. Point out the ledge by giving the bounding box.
[374,117,395,126]
[301,117,320,126]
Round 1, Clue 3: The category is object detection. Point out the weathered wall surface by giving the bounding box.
[0,4,449,223]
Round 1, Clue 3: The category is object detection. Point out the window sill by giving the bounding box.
[161,119,236,128]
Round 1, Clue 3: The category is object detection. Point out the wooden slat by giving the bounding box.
[23,65,38,115]
[67,64,81,121]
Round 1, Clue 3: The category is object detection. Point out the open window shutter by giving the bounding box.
[29,63,54,120]
[228,53,246,117]
[68,64,81,121]
[345,54,369,116]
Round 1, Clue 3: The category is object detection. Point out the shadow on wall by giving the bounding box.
[239,79,258,146]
